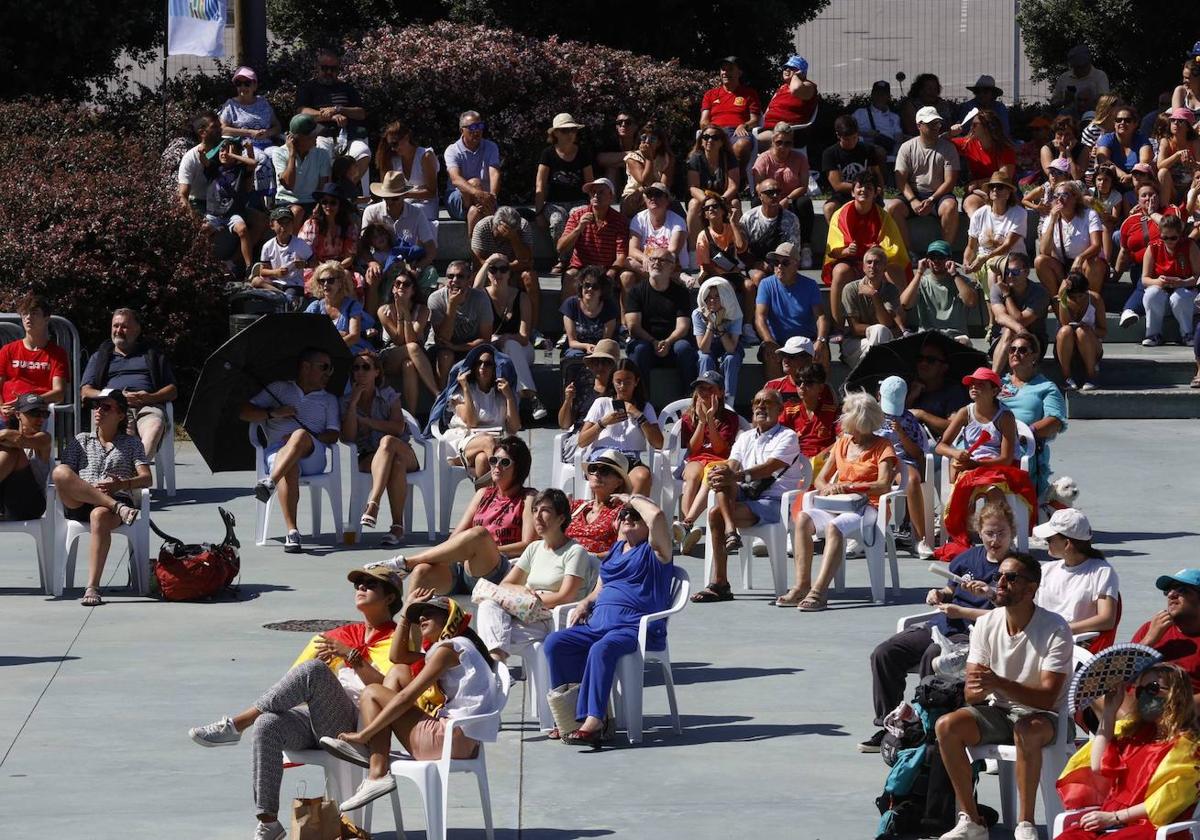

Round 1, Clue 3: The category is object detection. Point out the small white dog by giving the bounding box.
[1038,476,1081,529]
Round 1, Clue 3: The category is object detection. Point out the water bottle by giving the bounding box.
[808,172,820,197]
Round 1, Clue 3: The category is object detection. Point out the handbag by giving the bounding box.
[149,507,241,601]
[737,452,801,500]
[471,578,551,623]
[811,492,869,515]
[291,787,341,840]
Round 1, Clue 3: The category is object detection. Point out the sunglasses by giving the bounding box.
[586,463,616,477]
[489,264,511,273]
[1162,235,1180,242]
[581,283,601,292]
[639,133,657,142]
[648,256,673,265]
[1114,117,1135,123]
[319,277,337,285]
[235,80,254,87]
[319,198,339,206]
[703,204,723,213]
[773,140,794,146]
[643,191,666,200]
[617,507,643,523]
[917,354,946,364]
[393,280,414,289]
[1005,268,1028,277]
[352,363,374,371]
[615,118,635,126]
[759,188,780,197]
[354,580,380,591]
[94,403,122,414]
[1136,681,1165,698]
[991,571,1034,584]
[1053,192,1073,200]
[463,122,486,132]
[1170,118,1191,124]
[1009,346,1034,356]
[701,134,722,141]
[488,455,513,468]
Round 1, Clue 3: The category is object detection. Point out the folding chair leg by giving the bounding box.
[475,763,495,840]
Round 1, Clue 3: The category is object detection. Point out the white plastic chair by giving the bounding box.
[249,422,344,546]
[55,487,152,596]
[151,402,177,497]
[345,410,437,541]
[378,661,512,840]
[933,419,1035,551]
[656,399,751,519]
[281,749,372,832]
[550,431,576,496]
[429,425,479,540]
[801,467,906,605]
[967,644,1095,833]
[512,640,555,732]
[1054,801,1200,839]
[0,478,58,594]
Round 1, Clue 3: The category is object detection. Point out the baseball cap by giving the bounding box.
[785,56,809,73]
[1067,44,1092,64]
[926,240,953,258]
[232,66,258,83]
[1155,568,1200,592]
[14,393,48,414]
[767,241,798,262]
[720,55,740,66]
[916,106,943,125]
[871,80,891,93]
[1169,107,1196,122]
[879,375,907,416]
[404,594,454,624]
[643,181,672,199]
[1048,157,1072,175]
[777,336,815,357]
[87,387,129,412]
[1131,162,1156,177]
[961,366,1002,388]
[346,566,403,612]
[288,114,318,136]
[690,371,725,391]
[583,177,616,195]
[270,206,294,222]
[1032,507,1092,541]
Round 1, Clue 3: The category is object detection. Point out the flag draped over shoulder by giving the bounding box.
[822,201,912,285]
[167,0,226,57]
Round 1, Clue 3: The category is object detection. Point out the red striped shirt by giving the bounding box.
[564,205,629,269]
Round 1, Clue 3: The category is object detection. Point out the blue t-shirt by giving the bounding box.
[999,372,1067,494]
[305,298,374,354]
[443,138,501,184]
[929,545,998,635]
[755,274,822,341]
[1096,131,1151,172]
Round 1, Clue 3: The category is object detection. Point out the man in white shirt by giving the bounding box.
[239,348,341,553]
[693,387,802,603]
[361,171,440,291]
[935,551,1074,840]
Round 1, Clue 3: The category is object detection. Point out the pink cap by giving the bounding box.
[1132,162,1155,176]
[962,366,1002,388]
[1048,157,1071,174]
[1169,106,1196,122]
[232,66,257,83]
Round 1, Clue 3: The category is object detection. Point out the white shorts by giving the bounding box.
[802,503,878,538]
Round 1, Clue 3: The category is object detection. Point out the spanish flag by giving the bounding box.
[821,201,912,285]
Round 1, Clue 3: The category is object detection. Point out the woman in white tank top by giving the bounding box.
[375,120,441,223]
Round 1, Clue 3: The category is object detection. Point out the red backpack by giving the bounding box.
[150,507,241,601]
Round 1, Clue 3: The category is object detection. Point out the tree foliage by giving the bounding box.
[1017,0,1200,108]
[0,0,163,100]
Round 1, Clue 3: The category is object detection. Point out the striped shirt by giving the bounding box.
[564,205,629,269]
[470,216,533,262]
[62,432,148,489]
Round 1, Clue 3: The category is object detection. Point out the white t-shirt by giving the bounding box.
[249,380,340,447]
[728,423,803,501]
[1045,208,1103,260]
[515,538,596,593]
[429,636,504,741]
[630,210,687,256]
[968,205,1029,257]
[260,235,313,289]
[448,384,507,431]
[1035,557,1119,626]
[361,200,436,249]
[177,144,210,198]
[968,605,1074,714]
[584,397,659,456]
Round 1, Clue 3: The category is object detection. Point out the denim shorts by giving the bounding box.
[450,553,511,595]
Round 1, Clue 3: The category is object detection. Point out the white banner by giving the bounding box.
[167,0,226,57]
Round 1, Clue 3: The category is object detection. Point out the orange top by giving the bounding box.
[831,434,897,506]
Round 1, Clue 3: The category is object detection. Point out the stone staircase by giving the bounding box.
[415,203,1200,421]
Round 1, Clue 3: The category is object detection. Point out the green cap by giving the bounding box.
[926,240,952,258]
[288,114,318,136]
[270,206,294,222]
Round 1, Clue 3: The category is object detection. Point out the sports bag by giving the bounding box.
[149,507,241,601]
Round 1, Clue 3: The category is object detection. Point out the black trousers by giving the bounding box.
[869,625,967,726]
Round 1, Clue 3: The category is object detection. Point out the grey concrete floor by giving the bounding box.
[1,421,1198,839]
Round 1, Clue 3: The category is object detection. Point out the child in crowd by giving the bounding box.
[877,376,933,558]
[356,222,395,312]
[205,137,260,271]
[254,207,313,308]
[1090,165,1125,266]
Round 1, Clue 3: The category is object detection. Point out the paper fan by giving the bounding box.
[1068,643,1162,715]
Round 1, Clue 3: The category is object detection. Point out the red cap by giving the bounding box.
[962,366,1002,388]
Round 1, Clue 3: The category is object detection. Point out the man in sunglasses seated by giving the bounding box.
[444,109,502,243]
[935,551,1073,840]
[240,348,341,553]
[1131,569,1200,710]
[906,338,969,438]
[987,251,1049,375]
[743,178,802,323]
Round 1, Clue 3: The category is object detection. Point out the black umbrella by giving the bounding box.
[843,330,988,396]
[184,313,353,472]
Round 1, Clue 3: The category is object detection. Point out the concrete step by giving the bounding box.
[1045,307,1187,345]
[1065,384,1200,419]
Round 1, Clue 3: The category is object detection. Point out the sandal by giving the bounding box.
[81,587,104,607]
[112,502,139,527]
[690,581,734,603]
[379,525,405,547]
[724,532,743,552]
[360,501,379,529]
[562,727,604,747]
[798,590,828,612]
[1191,376,1200,389]
[547,728,560,740]
[774,590,806,607]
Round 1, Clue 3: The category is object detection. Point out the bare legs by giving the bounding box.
[51,464,122,590]
[404,525,503,594]
[364,435,419,530]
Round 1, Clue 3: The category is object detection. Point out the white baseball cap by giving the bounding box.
[915,106,944,125]
[1032,508,1092,541]
[777,336,815,357]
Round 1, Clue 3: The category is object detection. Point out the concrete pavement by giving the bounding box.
[1,421,1198,839]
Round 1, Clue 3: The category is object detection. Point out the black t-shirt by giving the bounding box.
[912,381,969,422]
[295,80,364,138]
[821,141,874,184]
[540,145,593,203]
[623,280,690,340]
[687,151,737,193]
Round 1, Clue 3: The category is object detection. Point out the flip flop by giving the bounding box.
[690,582,734,603]
[81,587,104,607]
[774,591,806,607]
[798,590,828,612]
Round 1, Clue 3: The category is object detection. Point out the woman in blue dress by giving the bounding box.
[542,493,675,746]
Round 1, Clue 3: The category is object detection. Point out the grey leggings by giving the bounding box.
[251,659,357,816]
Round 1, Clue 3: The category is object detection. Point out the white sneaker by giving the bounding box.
[681,525,704,554]
[939,812,989,840]
[1119,309,1139,328]
[365,554,409,577]
[319,735,370,768]
[339,774,396,812]
[845,538,863,557]
[253,820,285,840]
[1063,377,1078,391]
[1013,821,1037,840]
[671,520,688,546]
[916,540,935,559]
[189,716,241,747]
